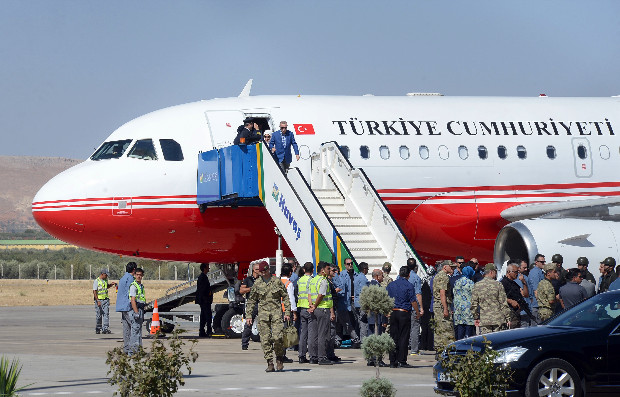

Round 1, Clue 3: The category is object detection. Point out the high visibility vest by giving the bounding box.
[310,275,333,309]
[96,278,108,300]
[297,275,312,309]
[129,281,146,303]
[281,278,292,312]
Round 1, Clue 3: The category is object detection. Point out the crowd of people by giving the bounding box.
[236,257,433,371]
[429,253,620,352]
[94,252,620,368]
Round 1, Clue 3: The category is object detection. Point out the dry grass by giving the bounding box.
[0,279,186,306]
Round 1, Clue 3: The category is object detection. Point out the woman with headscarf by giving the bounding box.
[453,266,476,340]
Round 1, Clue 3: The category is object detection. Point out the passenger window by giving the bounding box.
[498,145,507,159]
[360,145,370,159]
[128,139,158,160]
[379,145,390,160]
[160,139,184,161]
[577,144,588,159]
[419,145,429,160]
[399,146,410,160]
[438,145,449,160]
[517,145,527,159]
[600,145,610,160]
[90,139,132,161]
[458,145,468,160]
[478,145,488,160]
[340,145,350,159]
[547,145,556,159]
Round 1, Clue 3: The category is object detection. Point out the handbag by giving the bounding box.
[282,320,299,348]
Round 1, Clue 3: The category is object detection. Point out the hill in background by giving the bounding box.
[0,156,81,233]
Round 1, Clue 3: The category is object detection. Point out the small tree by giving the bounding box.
[438,337,512,397]
[106,329,198,397]
[359,285,396,397]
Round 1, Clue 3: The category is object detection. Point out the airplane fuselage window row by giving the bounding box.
[339,144,614,162]
[90,139,184,161]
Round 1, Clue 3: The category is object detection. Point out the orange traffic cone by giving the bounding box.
[150,300,161,334]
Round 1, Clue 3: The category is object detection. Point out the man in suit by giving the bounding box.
[196,263,213,337]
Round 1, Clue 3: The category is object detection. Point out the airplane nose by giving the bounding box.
[32,163,91,245]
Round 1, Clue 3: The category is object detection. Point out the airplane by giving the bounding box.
[32,82,620,283]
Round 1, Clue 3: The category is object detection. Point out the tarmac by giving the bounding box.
[0,306,438,396]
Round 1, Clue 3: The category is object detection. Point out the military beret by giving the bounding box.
[257,261,269,272]
[544,263,556,272]
[484,263,497,272]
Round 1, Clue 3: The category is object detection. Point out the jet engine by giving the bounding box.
[494,218,620,282]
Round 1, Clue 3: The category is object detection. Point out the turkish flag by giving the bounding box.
[294,124,315,135]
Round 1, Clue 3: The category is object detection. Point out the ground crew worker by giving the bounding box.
[245,261,291,372]
[93,268,116,334]
[308,261,335,365]
[471,264,511,334]
[433,260,455,351]
[537,264,559,322]
[128,268,146,354]
[296,262,314,363]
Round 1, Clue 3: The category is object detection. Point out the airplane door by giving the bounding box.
[571,138,593,178]
[205,110,246,149]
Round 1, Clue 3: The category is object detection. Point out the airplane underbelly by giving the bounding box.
[33,203,292,263]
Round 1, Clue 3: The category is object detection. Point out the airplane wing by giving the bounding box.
[500,197,620,222]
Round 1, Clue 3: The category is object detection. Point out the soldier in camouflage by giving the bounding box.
[433,260,456,351]
[537,263,559,322]
[245,261,291,372]
[381,262,393,288]
[471,263,510,334]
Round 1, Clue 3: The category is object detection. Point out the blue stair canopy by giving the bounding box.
[197,144,261,206]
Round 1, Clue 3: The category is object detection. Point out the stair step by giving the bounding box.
[345,241,381,250]
[317,197,345,205]
[331,217,365,226]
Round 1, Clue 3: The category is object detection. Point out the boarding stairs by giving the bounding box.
[197,141,425,277]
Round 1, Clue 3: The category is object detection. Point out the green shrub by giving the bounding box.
[438,337,512,397]
[0,356,32,397]
[360,377,396,397]
[106,329,198,397]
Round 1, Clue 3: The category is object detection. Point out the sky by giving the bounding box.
[1,1,619,159]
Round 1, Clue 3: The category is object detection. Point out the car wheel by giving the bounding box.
[222,308,244,338]
[525,358,582,397]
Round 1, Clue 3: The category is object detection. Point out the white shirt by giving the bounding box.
[282,277,297,311]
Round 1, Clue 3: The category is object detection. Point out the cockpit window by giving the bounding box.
[90,139,132,161]
[128,139,158,160]
[159,139,184,161]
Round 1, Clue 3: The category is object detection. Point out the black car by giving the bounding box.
[434,290,620,396]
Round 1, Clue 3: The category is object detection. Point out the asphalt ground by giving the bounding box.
[0,306,438,396]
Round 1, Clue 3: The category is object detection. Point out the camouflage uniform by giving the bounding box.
[245,276,291,362]
[433,269,454,350]
[537,279,556,321]
[380,274,393,288]
[471,277,510,335]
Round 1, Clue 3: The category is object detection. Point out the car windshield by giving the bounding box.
[90,139,132,160]
[547,292,620,328]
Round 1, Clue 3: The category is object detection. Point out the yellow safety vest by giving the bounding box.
[310,275,333,309]
[297,275,312,309]
[129,281,146,303]
[96,278,108,300]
